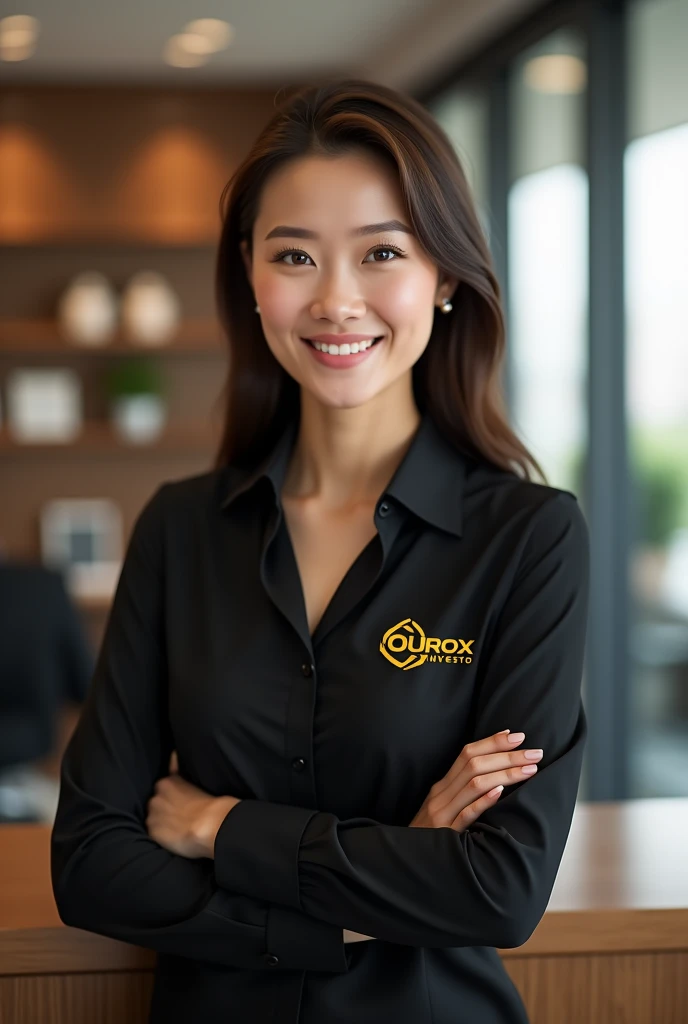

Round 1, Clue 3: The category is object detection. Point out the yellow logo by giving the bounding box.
[380,618,475,671]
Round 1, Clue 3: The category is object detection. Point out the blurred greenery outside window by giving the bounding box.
[625,0,688,795]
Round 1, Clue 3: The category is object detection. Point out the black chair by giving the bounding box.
[0,559,94,823]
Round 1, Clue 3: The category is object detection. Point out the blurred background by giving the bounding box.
[0,0,686,825]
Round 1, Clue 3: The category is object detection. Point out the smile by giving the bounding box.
[302,336,384,354]
[299,335,385,369]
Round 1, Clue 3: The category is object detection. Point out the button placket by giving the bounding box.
[290,658,315,801]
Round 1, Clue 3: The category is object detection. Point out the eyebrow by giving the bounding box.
[264,219,413,241]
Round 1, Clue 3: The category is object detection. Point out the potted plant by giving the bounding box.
[105,358,167,443]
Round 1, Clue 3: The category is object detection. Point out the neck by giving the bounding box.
[283,382,421,512]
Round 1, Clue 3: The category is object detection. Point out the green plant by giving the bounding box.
[105,358,164,400]
[570,429,688,547]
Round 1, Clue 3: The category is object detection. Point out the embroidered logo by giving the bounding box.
[380,618,475,671]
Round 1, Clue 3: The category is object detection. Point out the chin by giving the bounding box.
[304,383,383,411]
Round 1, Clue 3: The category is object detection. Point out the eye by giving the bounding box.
[269,243,407,266]
[271,248,313,266]
[363,245,407,263]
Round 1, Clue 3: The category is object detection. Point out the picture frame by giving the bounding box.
[6,369,82,442]
[40,498,124,599]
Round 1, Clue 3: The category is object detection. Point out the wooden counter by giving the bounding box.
[1,798,687,1023]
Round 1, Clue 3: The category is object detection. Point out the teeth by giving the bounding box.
[311,338,376,355]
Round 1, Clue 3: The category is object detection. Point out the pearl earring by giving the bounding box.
[255,304,260,313]
[440,297,452,313]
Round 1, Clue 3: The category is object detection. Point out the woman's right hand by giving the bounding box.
[409,729,542,832]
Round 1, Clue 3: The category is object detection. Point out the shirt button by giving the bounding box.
[301,662,314,677]
[265,953,279,966]
[292,757,307,772]
[378,501,391,517]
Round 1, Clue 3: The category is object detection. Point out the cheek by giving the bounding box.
[254,275,302,330]
[374,270,437,324]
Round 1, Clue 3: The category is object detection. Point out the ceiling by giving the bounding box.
[0,0,549,92]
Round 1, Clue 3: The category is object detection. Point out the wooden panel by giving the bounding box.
[504,951,688,1024]
[0,971,154,1024]
[0,85,282,244]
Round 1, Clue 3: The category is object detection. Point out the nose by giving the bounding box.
[309,273,366,323]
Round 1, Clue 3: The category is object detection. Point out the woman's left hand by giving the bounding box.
[145,749,241,860]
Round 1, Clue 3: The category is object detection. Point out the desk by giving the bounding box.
[1,798,687,1023]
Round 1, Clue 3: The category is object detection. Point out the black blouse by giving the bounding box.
[51,411,590,1024]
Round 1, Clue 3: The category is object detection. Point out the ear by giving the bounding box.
[435,272,459,306]
[240,238,253,289]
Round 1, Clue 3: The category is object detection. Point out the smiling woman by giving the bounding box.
[51,78,589,1024]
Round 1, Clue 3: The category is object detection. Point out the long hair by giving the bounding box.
[213,78,546,483]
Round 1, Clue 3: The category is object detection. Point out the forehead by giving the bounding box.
[255,150,406,228]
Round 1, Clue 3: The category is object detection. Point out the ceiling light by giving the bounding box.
[0,42,35,61]
[0,14,39,43]
[181,18,234,52]
[524,54,587,95]
[0,13,39,61]
[174,31,219,57]
[163,35,211,68]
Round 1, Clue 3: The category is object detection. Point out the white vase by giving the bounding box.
[111,395,166,443]
[120,271,181,346]
[58,271,119,347]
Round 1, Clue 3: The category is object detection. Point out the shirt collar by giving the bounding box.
[219,411,468,538]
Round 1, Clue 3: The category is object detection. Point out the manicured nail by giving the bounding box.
[507,732,525,743]
[521,764,538,775]
[524,749,543,759]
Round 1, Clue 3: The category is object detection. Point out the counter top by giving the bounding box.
[1,797,687,974]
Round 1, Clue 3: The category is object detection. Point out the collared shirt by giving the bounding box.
[51,410,590,1024]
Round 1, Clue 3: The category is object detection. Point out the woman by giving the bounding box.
[51,79,590,1024]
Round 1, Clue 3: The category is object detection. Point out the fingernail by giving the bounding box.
[507,732,525,743]
[524,748,543,759]
[521,764,538,774]
[497,729,510,735]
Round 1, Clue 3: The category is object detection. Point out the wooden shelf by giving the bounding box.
[0,317,225,356]
[0,422,217,456]
[0,233,220,248]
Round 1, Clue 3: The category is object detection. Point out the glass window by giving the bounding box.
[428,87,490,240]
[626,0,688,797]
[506,28,588,497]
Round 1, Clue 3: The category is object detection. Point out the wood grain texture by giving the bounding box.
[503,952,688,1024]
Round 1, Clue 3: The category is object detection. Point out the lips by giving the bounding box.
[305,333,383,345]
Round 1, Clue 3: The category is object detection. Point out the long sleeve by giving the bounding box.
[50,484,348,974]
[213,492,590,950]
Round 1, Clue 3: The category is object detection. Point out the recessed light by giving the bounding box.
[174,31,219,57]
[181,18,234,52]
[0,14,40,44]
[163,35,211,68]
[0,13,39,61]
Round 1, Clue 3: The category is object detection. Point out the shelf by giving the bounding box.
[0,317,225,356]
[0,422,218,456]
[0,234,219,248]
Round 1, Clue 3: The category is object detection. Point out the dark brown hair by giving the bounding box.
[213,78,546,484]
